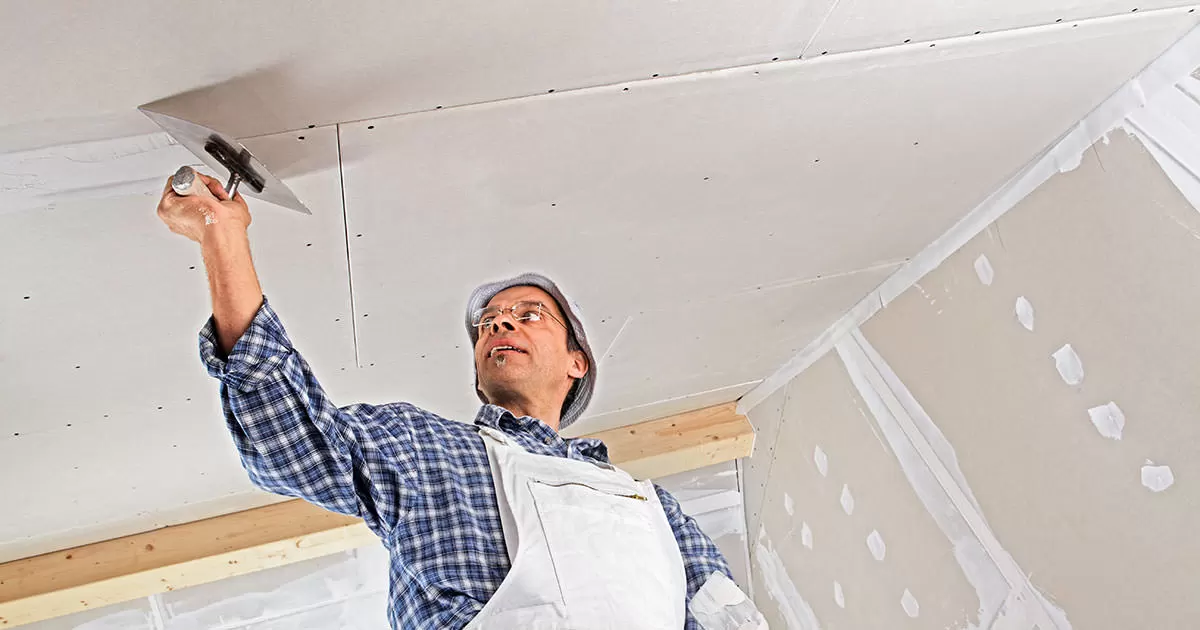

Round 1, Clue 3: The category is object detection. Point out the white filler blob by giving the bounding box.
[1142,464,1175,493]
[1015,296,1035,331]
[1087,402,1126,440]
[866,530,886,561]
[901,589,920,618]
[834,581,845,609]
[784,493,795,516]
[814,445,829,477]
[801,522,813,550]
[974,254,995,286]
[840,484,855,515]
[1052,344,1085,385]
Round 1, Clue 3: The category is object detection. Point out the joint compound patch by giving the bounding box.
[974,254,994,286]
[840,485,854,515]
[784,493,795,516]
[1141,463,1175,492]
[1087,402,1126,440]
[756,527,823,630]
[833,581,845,609]
[867,530,886,561]
[901,589,920,618]
[813,445,829,477]
[801,522,813,550]
[1052,344,1085,385]
[1015,296,1035,331]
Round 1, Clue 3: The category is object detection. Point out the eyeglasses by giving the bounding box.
[473,301,568,331]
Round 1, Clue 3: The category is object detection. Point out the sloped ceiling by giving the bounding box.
[1,0,1198,563]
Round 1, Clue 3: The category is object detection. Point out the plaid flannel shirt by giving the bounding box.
[200,298,732,629]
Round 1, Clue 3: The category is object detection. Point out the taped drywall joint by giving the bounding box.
[755,526,823,630]
[834,330,1071,630]
[1123,76,1200,214]
[738,22,1200,416]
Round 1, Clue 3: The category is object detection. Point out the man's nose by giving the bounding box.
[488,316,518,334]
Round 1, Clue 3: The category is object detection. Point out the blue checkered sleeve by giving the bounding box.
[654,483,733,630]
[200,297,413,538]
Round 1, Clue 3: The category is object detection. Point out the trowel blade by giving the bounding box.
[138,108,312,215]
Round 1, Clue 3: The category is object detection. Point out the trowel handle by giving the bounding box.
[171,166,218,199]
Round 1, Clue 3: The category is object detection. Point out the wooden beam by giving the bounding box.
[0,502,373,628]
[0,402,753,627]
[585,401,755,480]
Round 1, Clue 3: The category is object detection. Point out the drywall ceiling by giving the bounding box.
[0,0,1193,149]
[1,0,1198,570]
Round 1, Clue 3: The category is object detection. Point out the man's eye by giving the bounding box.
[526,312,542,321]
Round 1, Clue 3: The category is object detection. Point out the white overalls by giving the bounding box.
[465,425,688,629]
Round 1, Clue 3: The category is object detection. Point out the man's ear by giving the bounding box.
[567,349,588,379]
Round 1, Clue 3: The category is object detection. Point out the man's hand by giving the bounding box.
[156,172,251,243]
[157,170,264,355]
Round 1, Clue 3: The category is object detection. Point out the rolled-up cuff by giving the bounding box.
[198,296,294,392]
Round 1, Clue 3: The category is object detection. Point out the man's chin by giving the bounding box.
[479,364,530,387]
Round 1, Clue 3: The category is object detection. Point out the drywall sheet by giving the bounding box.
[808,1,1197,54]
[743,384,790,541]
[5,1,1191,151]
[0,133,196,216]
[0,126,353,562]
[156,545,390,630]
[861,131,1200,629]
[337,12,1189,432]
[575,380,760,437]
[0,0,843,149]
[580,264,897,428]
[748,353,984,630]
[20,546,391,630]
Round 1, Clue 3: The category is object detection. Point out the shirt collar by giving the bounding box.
[473,404,610,463]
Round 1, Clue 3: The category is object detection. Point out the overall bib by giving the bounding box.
[464,426,688,629]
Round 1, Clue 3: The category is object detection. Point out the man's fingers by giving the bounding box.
[197,172,231,201]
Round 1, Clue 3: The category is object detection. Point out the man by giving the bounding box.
[156,173,759,629]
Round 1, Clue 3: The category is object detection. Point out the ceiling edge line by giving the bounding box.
[583,380,762,423]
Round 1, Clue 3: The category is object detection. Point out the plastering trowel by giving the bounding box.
[139,108,311,214]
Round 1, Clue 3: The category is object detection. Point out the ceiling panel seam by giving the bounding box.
[798,0,845,58]
[597,315,634,368]
[335,124,361,367]
[236,6,1198,142]
[737,17,1200,414]
[590,380,763,418]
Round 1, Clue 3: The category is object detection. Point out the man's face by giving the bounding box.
[474,286,588,407]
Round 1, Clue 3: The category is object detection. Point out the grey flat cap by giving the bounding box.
[465,273,596,429]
